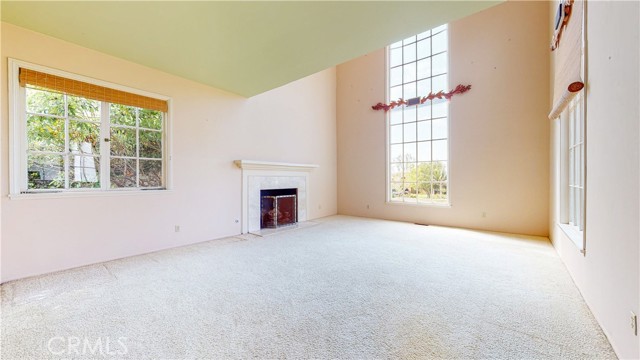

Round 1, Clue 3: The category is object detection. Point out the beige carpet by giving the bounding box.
[1,215,617,359]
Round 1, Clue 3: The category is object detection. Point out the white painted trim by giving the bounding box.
[100,102,111,190]
[234,160,318,172]
[385,45,391,204]
[558,223,585,254]
[164,99,174,191]
[385,200,452,209]
[8,59,22,196]
[9,189,172,200]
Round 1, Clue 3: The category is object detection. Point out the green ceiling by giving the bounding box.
[2,1,501,97]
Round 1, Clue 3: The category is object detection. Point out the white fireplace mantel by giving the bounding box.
[235,160,318,234]
[234,160,319,172]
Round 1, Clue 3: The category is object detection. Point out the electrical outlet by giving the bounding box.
[174,225,180,233]
[631,312,637,336]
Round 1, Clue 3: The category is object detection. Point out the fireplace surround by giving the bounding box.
[234,160,318,234]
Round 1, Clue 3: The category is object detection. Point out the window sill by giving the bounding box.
[386,200,452,208]
[557,223,585,254]
[9,189,172,200]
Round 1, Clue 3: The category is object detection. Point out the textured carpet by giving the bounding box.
[1,215,617,359]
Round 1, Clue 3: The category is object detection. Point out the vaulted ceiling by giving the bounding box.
[2,1,501,97]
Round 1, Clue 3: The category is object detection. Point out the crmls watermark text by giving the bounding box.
[47,336,128,356]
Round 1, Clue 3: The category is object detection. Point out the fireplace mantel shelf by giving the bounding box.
[234,160,319,172]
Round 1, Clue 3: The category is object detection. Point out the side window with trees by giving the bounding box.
[26,87,102,189]
[11,61,169,195]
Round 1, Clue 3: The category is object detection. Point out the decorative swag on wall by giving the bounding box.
[371,84,472,112]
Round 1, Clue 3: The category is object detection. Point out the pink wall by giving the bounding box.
[0,23,338,282]
[549,1,640,358]
[336,1,550,236]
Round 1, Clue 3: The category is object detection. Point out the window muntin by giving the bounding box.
[109,104,163,189]
[12,61,169,195]
[564,92,585,231]
[388,24,449,205]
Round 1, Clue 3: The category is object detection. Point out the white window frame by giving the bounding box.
[557,5,587,252]
[386,24,451,207]
[8,59,173,198]
[559,91,586,251]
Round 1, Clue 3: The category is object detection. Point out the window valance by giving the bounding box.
[549,0,584,120]
[19,68,168,113]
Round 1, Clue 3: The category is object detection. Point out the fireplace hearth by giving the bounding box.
[261,188,297,228]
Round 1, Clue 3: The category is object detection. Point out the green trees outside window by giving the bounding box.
[25,86,164,191]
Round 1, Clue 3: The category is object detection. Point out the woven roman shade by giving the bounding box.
[19,68,168,113]
[549,0,584,119]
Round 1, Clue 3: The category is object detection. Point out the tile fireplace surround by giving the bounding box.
[234,160,319,234]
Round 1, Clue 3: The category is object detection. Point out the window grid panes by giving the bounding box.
[109,105,163,189]
[24,85,165,192]
[388,25,449,205]
[567,93,585,231]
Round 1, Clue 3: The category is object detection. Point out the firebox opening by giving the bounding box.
[260,188,298,229]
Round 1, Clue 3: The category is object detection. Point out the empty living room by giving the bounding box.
[1,0,638,359]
